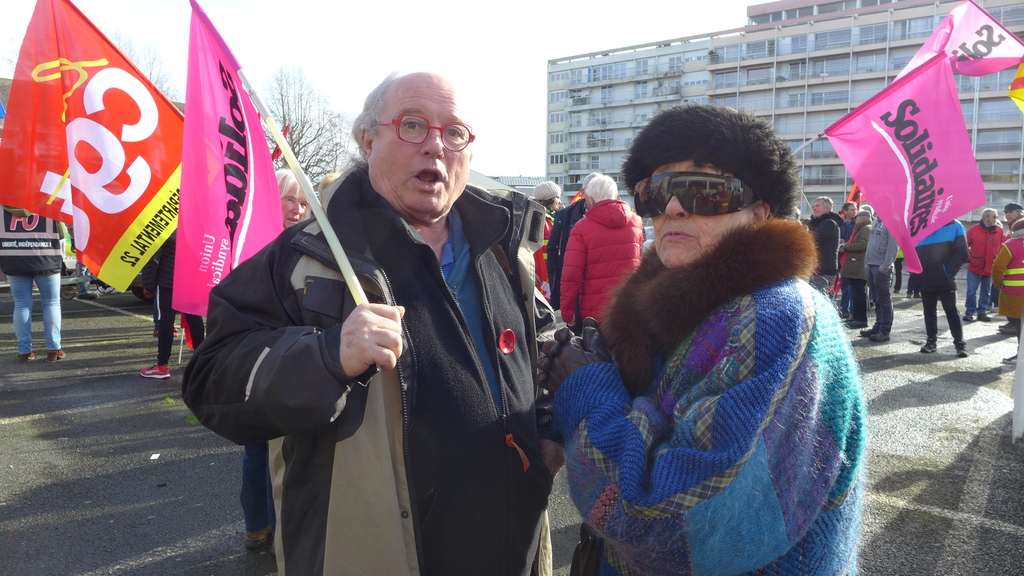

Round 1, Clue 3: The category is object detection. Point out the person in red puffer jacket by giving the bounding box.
[559,174,643,330]
[963,208,1006,322]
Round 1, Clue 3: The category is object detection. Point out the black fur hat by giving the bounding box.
[622,105,800,219]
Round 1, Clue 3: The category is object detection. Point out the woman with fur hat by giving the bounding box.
[537,105,866,575]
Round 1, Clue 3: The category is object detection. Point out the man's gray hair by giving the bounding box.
[814,196,833,210]
[581,172,602,191]
[585,174,619,203]
[352,72,401,159]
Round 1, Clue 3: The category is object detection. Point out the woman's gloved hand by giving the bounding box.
[535,317,612,394]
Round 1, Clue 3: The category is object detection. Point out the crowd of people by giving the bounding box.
[12,69,1024,575]
[805,195,1023,362]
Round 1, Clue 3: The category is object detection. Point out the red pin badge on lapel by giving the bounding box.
[498,329,516,354]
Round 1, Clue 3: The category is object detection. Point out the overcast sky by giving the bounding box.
[0,0,754,177]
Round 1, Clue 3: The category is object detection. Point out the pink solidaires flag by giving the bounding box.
[825,54,985,274]
[897,0,1024,80]
[176,0,283,316]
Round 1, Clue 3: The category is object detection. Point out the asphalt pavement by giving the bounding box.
[3,281,1024,575]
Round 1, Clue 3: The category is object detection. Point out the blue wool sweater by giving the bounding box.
[555,280,866,576]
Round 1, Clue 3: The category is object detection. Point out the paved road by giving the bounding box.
[2,285,1024,575]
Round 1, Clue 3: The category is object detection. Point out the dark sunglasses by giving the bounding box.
[633,171,758,217]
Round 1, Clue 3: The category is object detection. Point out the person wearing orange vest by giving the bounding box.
[992,218,1024,364]
[530,181,562,301]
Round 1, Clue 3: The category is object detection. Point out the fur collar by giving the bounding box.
[602,219,818,396]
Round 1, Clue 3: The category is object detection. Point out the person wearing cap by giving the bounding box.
[839,209,872,329]
[531,181,562,300]
[860,213,899,342]
[536,104,864,576]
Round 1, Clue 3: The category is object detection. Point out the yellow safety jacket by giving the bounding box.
[1002,237,1024,294]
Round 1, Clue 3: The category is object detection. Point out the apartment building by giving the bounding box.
[546,0,1024,212]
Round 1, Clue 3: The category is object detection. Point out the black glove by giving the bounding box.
[536,317,612,394]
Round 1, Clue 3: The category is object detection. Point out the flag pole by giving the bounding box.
[793,132,825,214]
[237,70,368,306]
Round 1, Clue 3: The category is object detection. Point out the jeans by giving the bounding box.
[154,285,205,365]
[867,265,893,333]
[848,278,868,323]
[76,262,91,296]
[9,274,62,354]
[907,273,920,297]
[964,271,992,316]
[893,257,904,293]
[840,278,852,315]
[922,290,964,347]
[240,442,275,533]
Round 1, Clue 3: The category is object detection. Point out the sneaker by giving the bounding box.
[999,322,1017,335]
[859,327,878,337]
[962,314,975,322]
[839,313,851,319]
[920,341,937,353]
[846,321,869,329]
[913,294,922,299]
[869,332,891,342]
[245,526,273,550]
[977,314,991,322]
[18,352,35,362]
[1004,355,1018,365]
[76,292,97,300]
[97,286,120,295]
[955,345,968,358]
[140,364,170,379]
[46,349,66,362]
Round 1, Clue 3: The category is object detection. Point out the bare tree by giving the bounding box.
[113,33,181,102]
[262,67,353,186]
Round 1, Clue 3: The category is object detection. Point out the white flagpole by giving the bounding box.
[237,70,368,306]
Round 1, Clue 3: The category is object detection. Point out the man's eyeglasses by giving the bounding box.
[378,114,475,151]
[633,171,758,217]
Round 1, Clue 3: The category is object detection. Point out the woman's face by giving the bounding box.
[650,160,769,269]
[281,187,309,228]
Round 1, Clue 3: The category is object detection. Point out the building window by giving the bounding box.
[778,34,808,56]
[714,70,738,88]
[785,92,806,108]
[745,66,773,86]
[635,59,649,75]
[549,90,567,104]
[978,159,1022,183]
[570,69,585,85]
[549,71,570,83]
[549,154,566,165]
[975,129,1022,153]
[810,56,851,77]
[593,109,613,126]
[855,52,886,74]
[667,56,683,72]
[893,16,937,41]
[979,68,1018,91]
[569,111,583,128]
[635,81,648,99]
[998,4,1024,26]
[549,112,565,124]
[549,133,566,145]
[814,29,851,50]
[817,2,856,15]
[962,101,975,123]
[784,7,813,19]
[857,23,888,45]
[979,99,1021,123]
[743,40,775,60]
[601,86,614,104]
[810,90,850,106]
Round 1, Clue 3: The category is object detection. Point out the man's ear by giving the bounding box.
[360,129,373,158]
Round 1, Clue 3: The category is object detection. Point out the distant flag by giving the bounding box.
[825,54,985,274]
[846,183,862,206]
[569,189,584,204]
[0,0,183,290]
[271,124,290,161]
[176,0,284,316]
[897,0,1024,80]
[1009,61,1024,113]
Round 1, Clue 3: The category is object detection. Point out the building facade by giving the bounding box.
[546,0,1024,214]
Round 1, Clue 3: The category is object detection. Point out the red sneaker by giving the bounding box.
[140,364,170,379]
[46,349,66,362]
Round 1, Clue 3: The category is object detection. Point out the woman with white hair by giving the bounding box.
[277,169,309,228]
[558,174,643,327]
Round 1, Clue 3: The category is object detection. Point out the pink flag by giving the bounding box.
[176,0,283,315]
[825,54,985,274]
[897,0,1024,80]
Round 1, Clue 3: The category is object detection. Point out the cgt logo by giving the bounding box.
[32,59,164,252]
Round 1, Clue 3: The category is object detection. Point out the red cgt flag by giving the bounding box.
[0,0,184,290]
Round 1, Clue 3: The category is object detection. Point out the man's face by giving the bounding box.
[983,212,998,227]
[1007,209,1022,224]
[811,200,828,218]
[361,73,473,227]
[844,205,857,219]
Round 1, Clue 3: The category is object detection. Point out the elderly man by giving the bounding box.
[807,196,843,293]
[183,72,559,576]
[964,208,1005,323]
